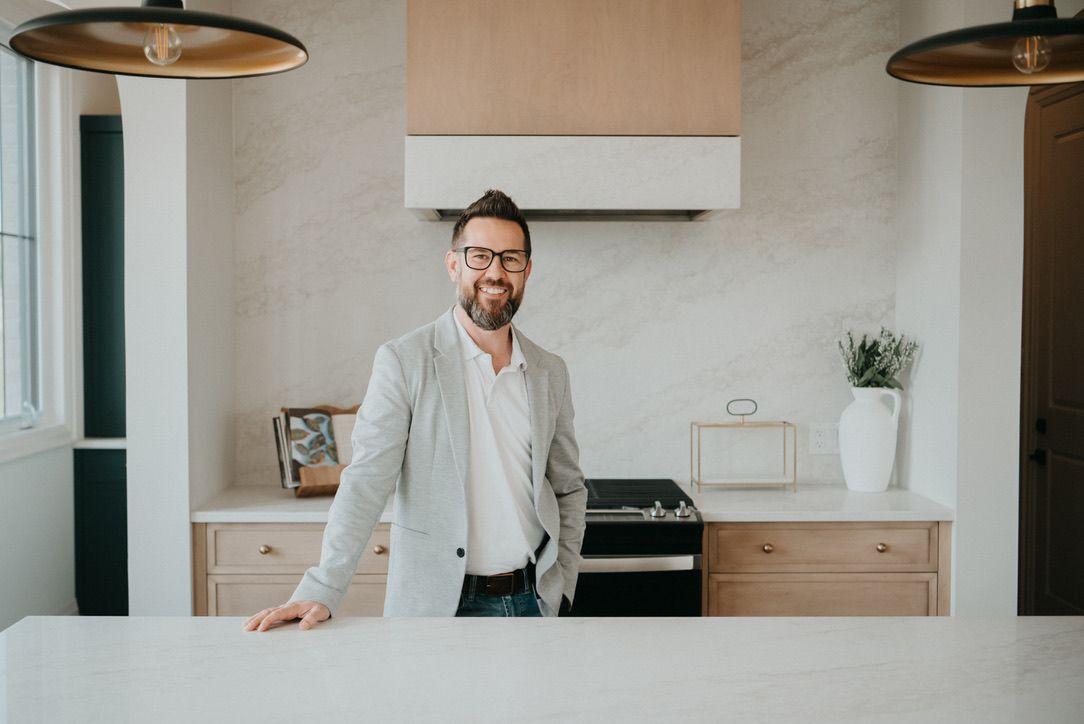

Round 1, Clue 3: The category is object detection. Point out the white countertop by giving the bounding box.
[191,485,394,523]
[679,482,955,522]
[192,482,953,523]
[3,615,1079,722]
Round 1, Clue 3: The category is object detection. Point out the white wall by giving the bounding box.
[69,70,119,117]
[895,0,964,515]
[0,446,74,628]
[0,0,58,46]
[897,0,1084,615]
[956,72,1028,617]
[117,76,191,615]
[118,0,235,616]
[186,72,235,515]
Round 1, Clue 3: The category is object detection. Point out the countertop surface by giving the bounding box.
[679,481,955,522]
[192,482,954,523]
[191,484,394,523]
[2,615,1079,723]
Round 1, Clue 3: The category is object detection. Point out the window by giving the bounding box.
[0,47,37,433]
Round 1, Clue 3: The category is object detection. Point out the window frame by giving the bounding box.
[0,60,79,463]
[0,46,39,436]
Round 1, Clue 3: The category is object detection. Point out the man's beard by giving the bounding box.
[457,282,522,331]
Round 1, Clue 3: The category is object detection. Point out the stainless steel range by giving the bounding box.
[565,478,703,617]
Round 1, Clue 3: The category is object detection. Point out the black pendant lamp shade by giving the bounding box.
[8,0,307,79]
[887,0,1084,86]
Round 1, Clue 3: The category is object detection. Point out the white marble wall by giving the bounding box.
[232,0,899,488]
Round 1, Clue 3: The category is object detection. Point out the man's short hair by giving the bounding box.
[451,189,531,255]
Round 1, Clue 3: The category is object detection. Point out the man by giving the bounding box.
[244,189,587,630]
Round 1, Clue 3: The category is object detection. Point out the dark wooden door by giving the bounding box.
[1019,82,1084,615]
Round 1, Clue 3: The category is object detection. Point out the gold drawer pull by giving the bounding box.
[876,542,888,553]
[373,544,387,555]
[762,543,774,553]
[258,544,272,555]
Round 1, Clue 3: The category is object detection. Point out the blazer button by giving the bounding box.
[456,547,465,558]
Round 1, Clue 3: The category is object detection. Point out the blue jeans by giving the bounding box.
[456,570,542,617]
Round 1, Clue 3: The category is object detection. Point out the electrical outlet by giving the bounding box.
[809,423,839,454]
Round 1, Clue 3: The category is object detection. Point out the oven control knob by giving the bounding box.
[650,500,667,518]
[674,500,690,518]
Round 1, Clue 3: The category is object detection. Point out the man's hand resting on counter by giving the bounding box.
[243,595,570,628]
[242,601,330,632]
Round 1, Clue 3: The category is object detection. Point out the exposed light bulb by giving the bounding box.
[1012,35,1052,74]
[143,23,181,66]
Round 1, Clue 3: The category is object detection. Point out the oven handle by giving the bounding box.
[579,555,699,573]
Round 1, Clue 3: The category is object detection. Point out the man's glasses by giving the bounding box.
[458,246,530,273]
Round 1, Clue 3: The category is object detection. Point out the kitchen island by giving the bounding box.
[2,615,1080,722]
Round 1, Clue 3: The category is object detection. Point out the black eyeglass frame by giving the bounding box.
[457,246,531,272]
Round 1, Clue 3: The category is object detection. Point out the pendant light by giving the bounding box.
[8,0,307,79]
[886,0,1084,86]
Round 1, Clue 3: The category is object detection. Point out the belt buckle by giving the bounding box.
[486,571,514,596]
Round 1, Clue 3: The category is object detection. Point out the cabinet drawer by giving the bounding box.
[707,522,937,572]
[206,523,390,575]
[707,573,937,616]
[207,574,387,617]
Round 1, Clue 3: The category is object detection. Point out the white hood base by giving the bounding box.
[405,135,740,221]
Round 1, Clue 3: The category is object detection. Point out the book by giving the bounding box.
[272,404,360,492]
[272,414,300,489]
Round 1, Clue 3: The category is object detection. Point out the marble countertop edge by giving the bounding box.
[191,482,954,524]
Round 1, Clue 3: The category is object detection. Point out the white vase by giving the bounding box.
[838,386,901,493]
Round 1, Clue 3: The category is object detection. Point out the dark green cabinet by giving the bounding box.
[73,449,128,615]
[80,115,125,438]
[75,115,127,616]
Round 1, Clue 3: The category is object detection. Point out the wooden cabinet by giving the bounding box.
[407,0,741,136]
[703,521,952,616]
[707,573,937,616]
[205,574,388,617]
[194,519,952,617]
[192,523,390,616]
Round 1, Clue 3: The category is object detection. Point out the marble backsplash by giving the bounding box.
[231,0,899,488]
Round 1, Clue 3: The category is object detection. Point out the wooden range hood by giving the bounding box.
[404,0,742,221]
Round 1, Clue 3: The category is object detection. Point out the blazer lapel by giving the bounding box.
[517,326,560,547]
[433,307,471,492]
[522,340,550,505]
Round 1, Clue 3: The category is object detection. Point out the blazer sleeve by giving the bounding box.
[546,358,588,605]
[286,343,411,617]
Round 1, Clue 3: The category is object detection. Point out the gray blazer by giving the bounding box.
[287,305,588,617]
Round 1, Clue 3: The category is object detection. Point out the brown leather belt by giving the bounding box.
[462,561,536,596]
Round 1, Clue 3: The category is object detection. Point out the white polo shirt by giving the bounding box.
[453,311,546,575]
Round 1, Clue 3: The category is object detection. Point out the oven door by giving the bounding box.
[565,554,702,617]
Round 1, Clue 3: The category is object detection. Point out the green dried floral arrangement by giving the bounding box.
[837,326,919,390]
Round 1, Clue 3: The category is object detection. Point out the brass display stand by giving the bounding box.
[690,399,797,493]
